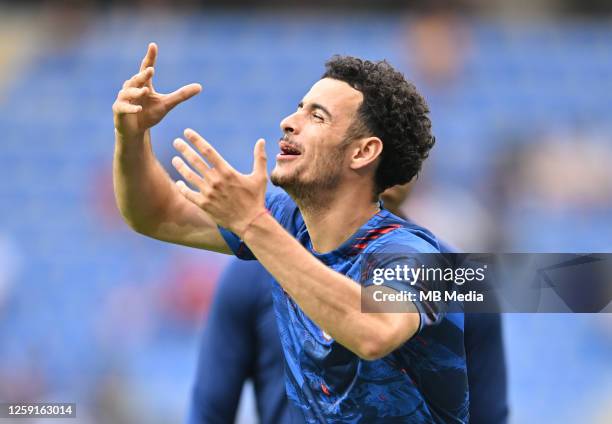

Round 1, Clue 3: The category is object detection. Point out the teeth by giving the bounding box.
[279,141,300,155]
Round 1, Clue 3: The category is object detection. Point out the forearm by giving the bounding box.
[113,129,175,232]
[165,126,419,352]
[242,213,419,360]
[113,130,230,252]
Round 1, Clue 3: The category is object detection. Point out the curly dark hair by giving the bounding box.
[322,55,435,194]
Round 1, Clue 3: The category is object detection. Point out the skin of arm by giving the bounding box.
[242,212,420,360]
[172,128,421,361]
[112,43,230,253]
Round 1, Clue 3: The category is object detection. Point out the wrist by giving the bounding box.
[114,129,151,158]
[239,208,271,241]
[115,128,146,144]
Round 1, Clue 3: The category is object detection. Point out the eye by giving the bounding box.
[312,113,324,122]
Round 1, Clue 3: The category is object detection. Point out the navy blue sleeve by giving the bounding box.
[219,192,302,260]
[361,231,449,334]
[188,259,268,424]
[465,313,508,424]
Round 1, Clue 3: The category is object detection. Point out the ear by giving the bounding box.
[349,136,383,171]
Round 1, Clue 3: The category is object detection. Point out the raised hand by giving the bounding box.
[171,128,268,237]
[113,43,202,139]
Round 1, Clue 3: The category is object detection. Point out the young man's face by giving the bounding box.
[270,78,364,196]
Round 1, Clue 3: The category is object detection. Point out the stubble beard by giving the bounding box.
[271,146,347,214]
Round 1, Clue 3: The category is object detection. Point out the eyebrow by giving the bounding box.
[298,101,332,120]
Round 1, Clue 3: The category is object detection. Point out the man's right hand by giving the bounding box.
[112,42,202,140]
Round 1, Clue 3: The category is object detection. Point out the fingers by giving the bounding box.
[252,139,267,176]
[164,83,202,111]
[113,102,142,114]
[113,86,149,115]
[172,156,206,191]
[173,138,211,177]
[175,180,202,206]
[117,86,149,102]
[139,42,158,72]
[123,67,154,89]
[183,128,232,172]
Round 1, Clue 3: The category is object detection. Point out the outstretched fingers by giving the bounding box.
[172,156,206,192]
[173,138,211,177]
[175,180,202,206]
[183,128,231,172]
[139,42,158,73]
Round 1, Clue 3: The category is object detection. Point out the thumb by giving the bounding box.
[164,83,202,111]
[252,138,267,177]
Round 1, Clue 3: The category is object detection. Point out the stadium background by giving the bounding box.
[0,0,611,422]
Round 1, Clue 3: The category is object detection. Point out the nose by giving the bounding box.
[280,111,300,135]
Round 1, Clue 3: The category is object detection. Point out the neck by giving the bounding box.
[293,184,380,253]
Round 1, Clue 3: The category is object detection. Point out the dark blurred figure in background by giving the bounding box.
[189,183,508,424]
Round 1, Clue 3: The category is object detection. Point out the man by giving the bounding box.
[113,43,467,422]
[189,258,290,424]
[189,184,508,424]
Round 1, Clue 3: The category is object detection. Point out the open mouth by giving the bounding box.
[279,140,302,156]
